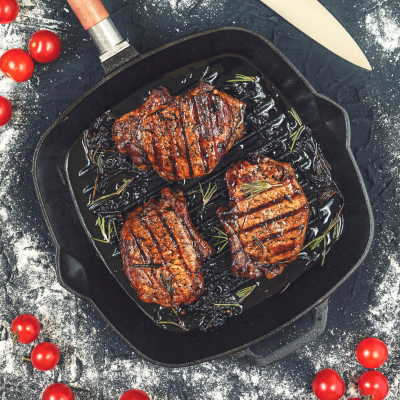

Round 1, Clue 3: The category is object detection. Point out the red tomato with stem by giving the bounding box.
[356,338,388,369]
[11,314,40,344]
[0,95,12,127]
[28,342,60,371]
[358,371,389,400]
[120,389,150,400]
[29,30,62,63]
[0,49,34,82]
[42,383,74,400]
[312,369,345,400]
[0,0,19,24]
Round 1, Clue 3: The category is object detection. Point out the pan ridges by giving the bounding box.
[217,155,310,280]
[112,82,246,181]
[120,188,214,309]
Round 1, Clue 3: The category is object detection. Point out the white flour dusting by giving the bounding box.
[365,8,400,53]
[1,0,400,399]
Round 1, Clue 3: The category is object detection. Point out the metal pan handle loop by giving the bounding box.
[230,299,329,367]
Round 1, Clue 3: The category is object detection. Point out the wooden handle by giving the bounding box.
[66,0,109,30]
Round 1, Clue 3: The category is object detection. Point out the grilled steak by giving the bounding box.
[120,188,214,309]
[112,82,246,181]
[217,155,309,279]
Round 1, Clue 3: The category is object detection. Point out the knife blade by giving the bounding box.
[260,0,371,70]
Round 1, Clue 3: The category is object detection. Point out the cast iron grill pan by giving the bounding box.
[33,28,373,366]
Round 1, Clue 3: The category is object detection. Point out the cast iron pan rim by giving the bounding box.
[32,26,375,368]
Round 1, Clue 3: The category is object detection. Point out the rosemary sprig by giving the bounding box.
[92,175,99,199]
[131,263,162,268]
[242,181,283,199]
[288,108,304,153]
[252,236,264,250]
[302,207,343,265]
[212,227,229,253]
[227,74,257,82]
[89,178,133,207]
[214,303,241,307]
[199,182,217,213]
[333,220,340,239]
[157,321,188,331]
[112,220,119,242]
[173,309,182,325]
[97,154,103,173]
[92,216,111,243]
[157,309,188,331]
[237,284,257,303]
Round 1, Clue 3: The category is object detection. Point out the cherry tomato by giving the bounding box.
[0,95,12,127]
[356,338,388,369]
[42,383,74,400]
[120,389,150,400]
[358,371,389,400]
[312,368,345,400]
[11,314,40,344]
[30,342,60,371]
[0,49,34,82]
[0,0,19,24]
[29,30,62,63]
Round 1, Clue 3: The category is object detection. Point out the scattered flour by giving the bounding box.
[365,8,400,53]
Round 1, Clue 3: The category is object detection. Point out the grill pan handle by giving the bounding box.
[65,0,140,73]
[230,299,329,367]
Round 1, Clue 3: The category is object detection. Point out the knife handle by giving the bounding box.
[65,0,109,30]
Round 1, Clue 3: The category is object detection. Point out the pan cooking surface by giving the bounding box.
[66,55,344,331]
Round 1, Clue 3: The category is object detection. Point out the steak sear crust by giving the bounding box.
[112,82,246,181]
[120,188,214,309]
[217,155,310,279]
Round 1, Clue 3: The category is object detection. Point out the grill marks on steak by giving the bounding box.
[217,155,310,279]
[120,188,214,309]
[112,82,246,181]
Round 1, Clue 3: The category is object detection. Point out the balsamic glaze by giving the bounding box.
[74,56,344,332]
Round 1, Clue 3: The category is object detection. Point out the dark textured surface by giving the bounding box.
[0,0,399,398]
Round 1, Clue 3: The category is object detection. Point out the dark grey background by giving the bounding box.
[0,0,399,399]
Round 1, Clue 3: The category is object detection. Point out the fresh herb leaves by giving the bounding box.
[252,236,265,249]
[199,182,217,213]
[237,284,257,303]
[89,178,133,207]
[212,227,229,253]
[227,74,257,82]
[288,108,304,153]
[92,217,111,244]
[242,181,283,199]
[157,321,188,331]
[302,206,344,265]
[157,309,188,331]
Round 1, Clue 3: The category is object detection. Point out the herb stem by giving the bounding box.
[157,321,188,331]
[89,178,133,207]
[227,74,257,82]
[212,227,229,253]
[237,284,257,303]
[288,109,304,153]
[302,205,344,265]
[199,182,217,213]
[242,181,283,199]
